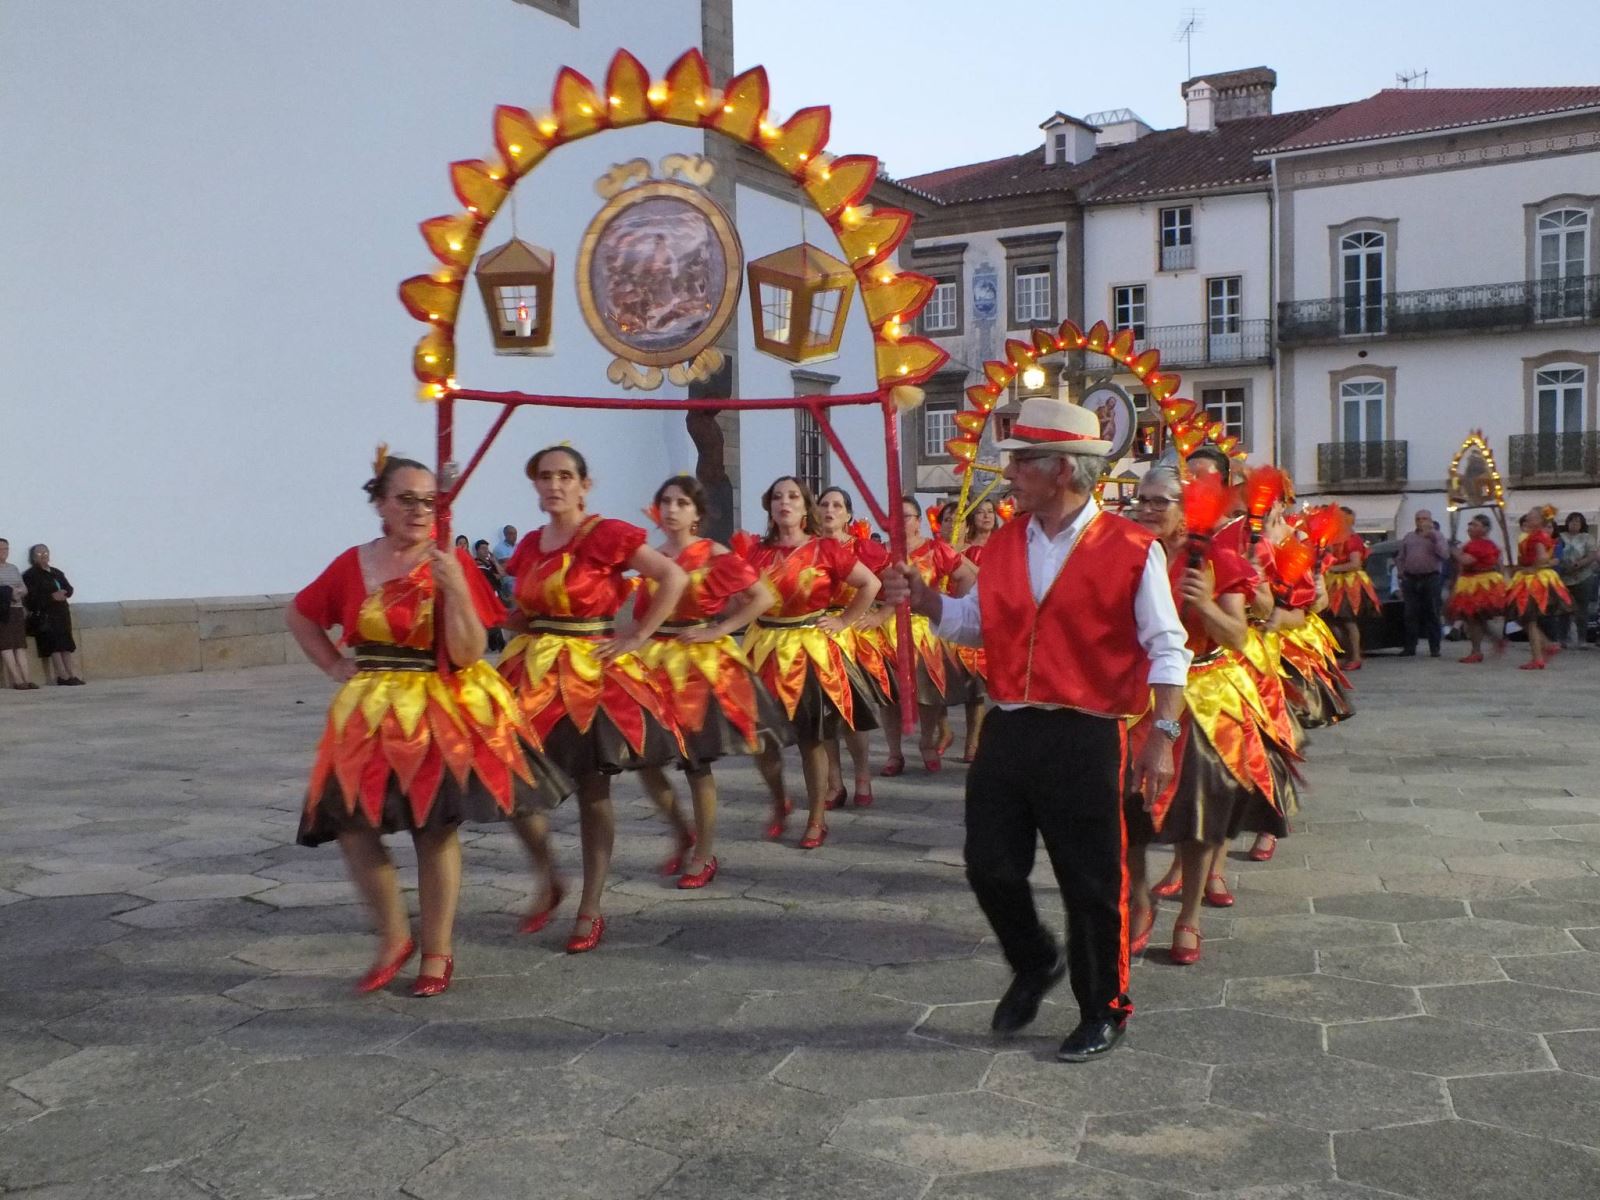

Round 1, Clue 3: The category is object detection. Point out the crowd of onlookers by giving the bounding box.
[0,538,83,689]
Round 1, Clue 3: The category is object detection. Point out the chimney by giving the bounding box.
[1182,67,1276,126]
[1040,113,1098,166]
[1184,81,1215,133]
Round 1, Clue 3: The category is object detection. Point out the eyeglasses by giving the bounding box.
[1133,495,1177,510]
[391,493,438,512]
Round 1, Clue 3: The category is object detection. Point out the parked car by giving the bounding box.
[1350,538,1409,653]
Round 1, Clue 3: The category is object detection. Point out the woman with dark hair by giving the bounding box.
[879,496,976,776]
[454,534,470,552]
[1446,514,1505,662]
[633,475,793,888]
[287,453,570,996]
[1507,507,1571,670]
[741,475,882,849]
[1323,507,1380,670]
[1556,511,1596,648]
[816,485,886,808]
[498,445,688,952]
[0,538,35,689]
[23,545,82,685]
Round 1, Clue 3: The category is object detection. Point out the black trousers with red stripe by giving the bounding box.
[964,706,1132,1024]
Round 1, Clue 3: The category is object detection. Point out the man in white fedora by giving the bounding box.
[882,396,1190,1061]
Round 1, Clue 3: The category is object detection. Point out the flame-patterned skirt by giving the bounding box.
[944,642,986,705]
[638,624,795,768]
[299,648,573,846]
[880,612,961,708]
[498,621,683,777]
[1278,621,1354,730]
[1326,570,1382,619]
[1505,567,1572,624]
[744,614,882,740]
[826,612,893,709]
[1446,571,1507,620]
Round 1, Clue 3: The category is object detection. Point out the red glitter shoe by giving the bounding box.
[853,785,874,807]
[1149,875,1183,901]
[1519,659,1547,670]
[823,786,848,811]
[1169,923,1203,966]
[1129,907,1157,956]
[659,829,696,876]
[676,856,719,890]
[1460,653,1484,664]
[878,756,906,778]
[518,880,567,935]
[765,797,794,841]
[1203,873,1235,908]
[798,822,829,850]
[1248,834,1277,862]
[355,938,415,994]
[411,955,454,998]
[565,914,606,954]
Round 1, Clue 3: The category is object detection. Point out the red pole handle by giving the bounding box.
[881,397,916,735]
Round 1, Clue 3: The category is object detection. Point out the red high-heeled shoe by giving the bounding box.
[1203,873,1235,908]
[1130,907,1157,956]
[1150,876,1183,901]
[823,786,848,811]
[1248,834,1277,862]
[853,785,874,807]
[1169,923,1203,966]
[1460,652,1484,664]
[566,913,606,954]
[1520,659,1547,670]
[798,822,829,850]
[518,881,567,935]
[355,938,415,994]
[921,753,943,773]
[412,954,454,997]
[878,756,906,777]
[936,727,955,757]
[677,856,719,890]
[765,798,793,841]
[659,829,697,876]
[1342,660,1363,672]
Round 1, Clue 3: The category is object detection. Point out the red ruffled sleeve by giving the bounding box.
[1209,546,1258,600]
[503,532,536,580]
[816,535,860,579]
[853,536,890,575]
[582,518,648,569]
[457,547,507,628]
[1342,535,1369,565]
[702,550,760,604]
[1465,538,1500,571]
[928,540,964,581]
[293,548,362,633]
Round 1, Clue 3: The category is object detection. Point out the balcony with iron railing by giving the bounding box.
[1507,431,1600,484]
[1316,440,1409,489]
[1159,243,1195,272]
[1131,320,1272,370]
[1278,274,1600,344]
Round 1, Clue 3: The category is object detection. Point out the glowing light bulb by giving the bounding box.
[578,104,593,116]
[515,303,532,338]
[647,85,667,104]
[507,143,522,156]
[537,119,557,136]
[1021,365,1047,390]
[608,95,621,106]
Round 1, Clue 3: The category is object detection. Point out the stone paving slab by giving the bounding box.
[1,658,1599,1197]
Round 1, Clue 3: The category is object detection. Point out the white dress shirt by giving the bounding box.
[933,501,1192,700]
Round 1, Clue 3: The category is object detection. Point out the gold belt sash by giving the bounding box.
[756,611,825,629]
[527,616,615,638]
[352,644,436,673]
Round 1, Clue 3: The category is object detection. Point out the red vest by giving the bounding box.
[979,510,1156,719]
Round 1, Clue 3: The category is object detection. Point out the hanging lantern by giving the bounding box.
[746,241,856,364]
[474,237,555,354]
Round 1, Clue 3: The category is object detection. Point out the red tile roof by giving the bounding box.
[1265,87,1600,152]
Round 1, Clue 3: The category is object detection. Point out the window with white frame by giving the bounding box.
[1160,206,1193,271]
[1340,231,1386,334]
[1201,386,1247,444]
[1112,285,1147,338]
[1207,276,1242,334]
[1535,365,1586,436]
[922,279,958,333]
[923,404,957,459]
[1013,265,1052,324]
[796,408,828,494]
[1538,209,1589,320]
[1339,378,1386,443]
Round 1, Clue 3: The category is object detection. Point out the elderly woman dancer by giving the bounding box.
[741,476,882,850]
[498,445,687,953]
[633,475,794,888]
[287,452,571,996]
[1447,514,1506,662]
[1507,507,1571,670]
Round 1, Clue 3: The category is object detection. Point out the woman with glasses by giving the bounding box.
[497,445,688,952]
[879,496,977,776]
[287,453,571,997]
[741,476,882,850]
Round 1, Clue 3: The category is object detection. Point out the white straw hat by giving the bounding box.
[995,396,1113,456]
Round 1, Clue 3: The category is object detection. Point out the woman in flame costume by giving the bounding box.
[498,445,688,953]
[879,496,977,776]
[741,476,883,850]
[816,486,888,809]
[1125,469,1285,966]
[1446,514,1506,663]
[288,454,572,997]
[1507,506,1572,670]
[1323,507,1381,671]
[633,476,794,889]
[947,498,998,764]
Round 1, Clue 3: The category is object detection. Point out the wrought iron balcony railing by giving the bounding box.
[1160,243,1195,272]
[1279,274,1600,343]
[1133,320,1272,369]
[1507,431,1600,483]
[1317,440,1409,487]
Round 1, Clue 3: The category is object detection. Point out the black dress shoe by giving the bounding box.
[1399,649,1416,657]
[1056,1017,1126,1062]
[990,956,1066,1035]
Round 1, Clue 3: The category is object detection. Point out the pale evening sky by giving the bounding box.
[732,0,1599,179]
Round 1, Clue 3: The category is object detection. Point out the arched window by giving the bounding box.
[1537,209,1589,320]
[1340,231,1385,334]
[1535,364,1586,437]
[1339,377,1386,444]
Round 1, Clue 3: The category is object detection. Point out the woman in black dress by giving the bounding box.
[23,545,83,685]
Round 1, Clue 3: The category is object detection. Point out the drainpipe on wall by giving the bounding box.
[1269,155,1283,470]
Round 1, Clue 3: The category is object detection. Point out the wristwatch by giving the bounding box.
[1153,718,1183,741]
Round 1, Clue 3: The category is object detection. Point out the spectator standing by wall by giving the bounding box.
[491,524,519,602]
[1555,512,1596,648]
[23,544,83,685]
[0,538,35,689]
[1396,510,1450,657]
[473,539,507,652]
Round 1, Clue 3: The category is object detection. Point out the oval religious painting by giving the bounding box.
[576,181,743,368]
[1082,383,1138,463]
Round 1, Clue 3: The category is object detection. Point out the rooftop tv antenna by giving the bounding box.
[1396,68,1430,89]
[1175,8,1204,79]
